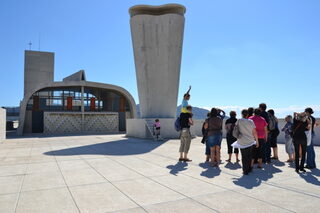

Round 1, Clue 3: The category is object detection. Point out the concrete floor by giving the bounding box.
[0,134,319,213]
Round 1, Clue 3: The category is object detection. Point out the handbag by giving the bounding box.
[232,120,242,139]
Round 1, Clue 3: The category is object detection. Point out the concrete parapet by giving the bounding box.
[0,108,6,142]
[127,118,182,139]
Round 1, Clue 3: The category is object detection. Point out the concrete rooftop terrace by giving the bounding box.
[0,134,319,213]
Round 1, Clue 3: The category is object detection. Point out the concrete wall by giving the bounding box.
[44,112,119,135]
[0,108,6,142]
[24,50,54,97]
[130,5,185,118]
[127,118,181,139]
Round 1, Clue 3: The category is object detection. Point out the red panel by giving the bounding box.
[90,97,95,111]
[33,96,39,111]
[67,97,73,110]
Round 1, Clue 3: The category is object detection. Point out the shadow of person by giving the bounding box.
[272,160,286,167]
[199,162,221,178]
[232,175,262,189]
[233,163,283,189]
[258,163,283,182]
[287,162,295,168]
[299,172,320,186]
[224,162,241,170]
[310,168,320,177]
[166,162,188,176]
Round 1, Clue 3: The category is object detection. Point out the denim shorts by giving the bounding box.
[207,133,222,147]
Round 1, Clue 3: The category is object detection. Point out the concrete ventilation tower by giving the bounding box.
[24,50,54,96]
[126,4,186,139]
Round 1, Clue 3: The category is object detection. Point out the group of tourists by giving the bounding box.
[177,87,318,175]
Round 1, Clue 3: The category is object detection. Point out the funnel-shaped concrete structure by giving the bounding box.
[127,4,186,139]
[129,4,186,118]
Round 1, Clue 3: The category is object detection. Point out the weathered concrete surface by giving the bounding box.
[130,4,185,118]
[63,70,86,82]
[0,108,5,142]
[0,134,319,212]
[24,50,54,97]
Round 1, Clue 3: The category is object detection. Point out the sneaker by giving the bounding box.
[300,168,306,173]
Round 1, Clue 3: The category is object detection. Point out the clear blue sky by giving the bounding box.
[1,0,319,117]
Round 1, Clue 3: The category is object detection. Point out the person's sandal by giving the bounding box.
[225,159,231,162]
[184,158,192,162]
[178,158,184,162]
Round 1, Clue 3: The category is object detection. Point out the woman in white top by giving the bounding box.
[233,109,259,175]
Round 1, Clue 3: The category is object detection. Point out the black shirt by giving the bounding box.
[225,117,237,135]
[180,113,192,129]
[292,119,308,141]
[260,111,270,124]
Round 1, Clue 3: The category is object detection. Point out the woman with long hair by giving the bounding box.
[204,108,223,167]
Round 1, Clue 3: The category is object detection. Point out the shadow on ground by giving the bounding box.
[167,162,188,176]
[224,162,241,170]
[199,162,221,178]
[299,168,320,186]
[44,138,166,156]
[232,163,283,189]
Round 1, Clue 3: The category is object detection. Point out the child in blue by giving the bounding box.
[181,86,191,113]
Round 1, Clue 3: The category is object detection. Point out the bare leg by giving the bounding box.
[216,146,221,166]
[210,147,215,164]
[210,147,215,166]
[299,145,302,159]
[184,152,188,159]
[258,158,263,167]
[235,153,239,162]
[227,153,231,161]
[273,147,278,158]
[290,153,295,161]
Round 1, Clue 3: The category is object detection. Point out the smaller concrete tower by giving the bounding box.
[24,50,54,97]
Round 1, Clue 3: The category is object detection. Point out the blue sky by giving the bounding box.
[1,0,319,117]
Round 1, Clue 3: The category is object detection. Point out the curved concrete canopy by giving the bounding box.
[17,81,137,135]
[129,4,186,17]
